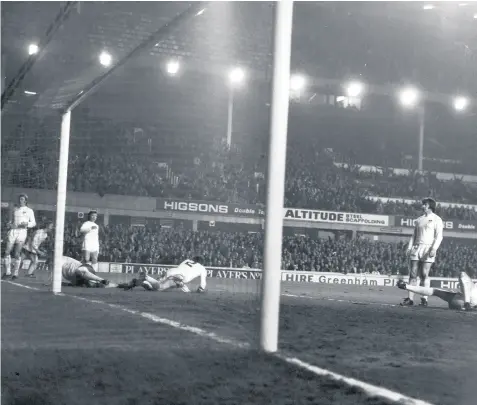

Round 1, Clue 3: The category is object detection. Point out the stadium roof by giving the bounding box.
[2,1,477,122]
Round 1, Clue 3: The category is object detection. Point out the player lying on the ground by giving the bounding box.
[397,271,476,311]
[45,253,115,288]
[22,221,54,278]
[118,257,207,293]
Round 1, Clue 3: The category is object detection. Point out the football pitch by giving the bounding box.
[2,275,476,405]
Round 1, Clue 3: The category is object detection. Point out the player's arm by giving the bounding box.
[407,227,416,254]
[27,209,36,229]
[79,222,91,234]
[429,218,444,256]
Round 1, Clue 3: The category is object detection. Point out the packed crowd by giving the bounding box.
[55,226,475,278]
[3,114,477,220]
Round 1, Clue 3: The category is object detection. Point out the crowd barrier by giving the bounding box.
[11,260,473,290]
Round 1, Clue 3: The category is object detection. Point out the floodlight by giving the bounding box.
[423,4,435,10]
[28,44,39,55]
[453,96,469,112]
[166,60,180,75]
[346,81,364,97]
[228,67,245,86]
[24,90,37,95]
[290,74,306,91]
[99,51,112,67]
[399,87,420,108]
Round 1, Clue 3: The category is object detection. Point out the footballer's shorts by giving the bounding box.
[409,244,435,263]
[6,229,27,246]
[81,242,99,254]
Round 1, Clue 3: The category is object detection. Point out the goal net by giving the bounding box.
[2,2,277,302]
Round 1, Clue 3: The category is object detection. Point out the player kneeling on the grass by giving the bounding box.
[119,256,207,293]
[22,221,54,278]
[397,271,476,311]
[46,253,113,288]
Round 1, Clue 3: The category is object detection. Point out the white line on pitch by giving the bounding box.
[282,293,399,307]
[3,280,436,405]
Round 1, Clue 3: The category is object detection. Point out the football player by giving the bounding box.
[2,194,36,280]
[397,271,476,311]
[22,221,54,277]
[401,198,444,307]
[119,256,207,293]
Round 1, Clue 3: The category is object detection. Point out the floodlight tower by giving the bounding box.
[226,67,245,149]
[398,86,425,171]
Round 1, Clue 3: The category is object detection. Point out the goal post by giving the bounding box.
[259,0,294,353]
[52,110,71,294]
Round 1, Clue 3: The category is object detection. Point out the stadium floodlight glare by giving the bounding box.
[399,87,420,108]
[290,74,306,91]
[24,90,37,95]
[99,51,112,67]
[346,81,364,97]
[196,8,205,16]
[422,4,435,10]
[474,13,477,19]
[28,44,39,55]
[166,60,180,75]
[453,96,469,112]
[228,67,245,86]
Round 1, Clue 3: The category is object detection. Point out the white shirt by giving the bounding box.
[167,259,207,289]
[80,221,99,248]
[408,212,444,250]
[12,206,36,229]
[61,256,83,282]
[24,229,49,253]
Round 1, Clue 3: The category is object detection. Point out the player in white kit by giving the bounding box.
[2,194,36,280]
[46,254,113,287]
[80,210,100,272]
[119,256,207,293]
[401,198,444,307]
[22,221,54,277]
[397,272,476,311]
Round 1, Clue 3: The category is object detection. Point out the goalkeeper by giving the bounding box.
[119,256,207,293]
[46,253,113,288]
[397,271,476,311]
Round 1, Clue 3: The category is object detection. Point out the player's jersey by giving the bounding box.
[61,256,83,282]
[23,229,49,253]
[409,212,443,249]
[80,221,99,250]
[11,206,36,229]
[167,259,207,289]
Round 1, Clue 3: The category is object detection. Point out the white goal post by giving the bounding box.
[259,0,294,353]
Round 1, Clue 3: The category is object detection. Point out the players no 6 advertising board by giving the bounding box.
[111,263,172,276]
[284,209,389,227]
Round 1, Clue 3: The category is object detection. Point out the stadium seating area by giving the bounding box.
[57,226,476,278]
[2,122,477,220]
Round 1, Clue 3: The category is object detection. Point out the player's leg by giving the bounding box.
[11,239,26,279]
[2,233,15,278]
[418,262,433,306]
[458,272,475,311]
[397,280,457,308]
[83,250,92,266]
[75,266,109,286]
[158,274,186,292]
[90,251,99,272]
[25,251,39,277]
[402,260,419,305]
